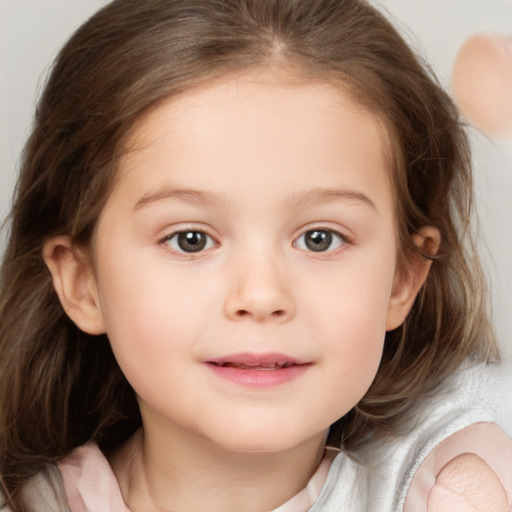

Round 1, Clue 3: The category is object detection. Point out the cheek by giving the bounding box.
[306,252,395,342]
[94,255,208,383]
[324,301,386,395]
[98,245,206,328]
[321,321,385,426]
[303,257,395,411]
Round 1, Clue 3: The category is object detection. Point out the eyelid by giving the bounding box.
[293,225,351,254]
[158,224,219,255]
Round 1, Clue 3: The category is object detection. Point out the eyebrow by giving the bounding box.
[132,186,377,212]
[133,188,223,211]
[293,188,378,212]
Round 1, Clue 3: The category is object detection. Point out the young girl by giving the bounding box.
[0,0,511,510]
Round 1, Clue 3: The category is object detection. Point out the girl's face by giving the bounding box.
[85,71,418,453]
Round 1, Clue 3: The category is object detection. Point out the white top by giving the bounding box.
[308,362,512,511]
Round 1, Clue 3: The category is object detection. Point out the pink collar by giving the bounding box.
[59,443,338,512]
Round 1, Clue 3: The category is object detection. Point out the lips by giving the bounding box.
[205,353,311,387]
[211,362,295,370]
[206,353,306,369]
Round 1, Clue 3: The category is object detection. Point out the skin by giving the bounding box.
[452,33,512,137]
[428,454,508,512]
[44,70,504,512]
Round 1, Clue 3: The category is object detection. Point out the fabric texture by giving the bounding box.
[1,362,511,511]
[307,362,512,511]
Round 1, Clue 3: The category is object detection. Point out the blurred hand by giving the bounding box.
[452,33,512,137]
[427,453,508,512]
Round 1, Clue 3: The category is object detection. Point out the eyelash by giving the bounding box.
[293,228,348,254]
[160,229,217,255]
[158,227,350,255]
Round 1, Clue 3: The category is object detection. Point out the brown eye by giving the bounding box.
[164,231,214,253]
[295,229,345,252]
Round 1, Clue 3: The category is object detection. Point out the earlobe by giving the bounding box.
[42,236,106,335]
[386,226,441,331]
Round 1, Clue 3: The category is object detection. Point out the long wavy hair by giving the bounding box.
[0,0,497,508]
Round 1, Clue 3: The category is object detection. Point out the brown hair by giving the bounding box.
[0,0,497,508]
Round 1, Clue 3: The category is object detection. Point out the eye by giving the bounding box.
[294,229,346,253]
[163,230,216,253]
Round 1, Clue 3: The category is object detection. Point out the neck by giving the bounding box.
[110,424,327,512]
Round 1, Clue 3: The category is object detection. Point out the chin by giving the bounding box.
[208,422,325,455]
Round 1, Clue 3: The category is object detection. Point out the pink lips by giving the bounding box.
[205,353,311,388]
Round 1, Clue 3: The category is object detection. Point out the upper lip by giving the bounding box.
[206,352,309,368]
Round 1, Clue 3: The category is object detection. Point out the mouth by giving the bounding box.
[208,361,298,370]
[206,353,308,370]
[205,353,311,387]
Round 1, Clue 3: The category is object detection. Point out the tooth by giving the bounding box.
[216,362,295,370]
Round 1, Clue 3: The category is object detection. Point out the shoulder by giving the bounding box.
[1,465,68,512]
[428,453,508,511]
[405,422,512,511]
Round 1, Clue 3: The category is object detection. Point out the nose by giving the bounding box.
[223,252,296,323]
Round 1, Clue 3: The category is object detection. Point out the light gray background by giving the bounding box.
[1,1,511,375]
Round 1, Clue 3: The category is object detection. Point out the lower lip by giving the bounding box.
[205,363,310,388]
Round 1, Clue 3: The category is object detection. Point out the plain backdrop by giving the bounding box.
[1,1,511,378]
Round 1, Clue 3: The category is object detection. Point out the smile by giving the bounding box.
[205,353,311,388]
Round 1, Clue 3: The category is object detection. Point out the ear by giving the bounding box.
[43,236,106,335]
[386,226,440,331]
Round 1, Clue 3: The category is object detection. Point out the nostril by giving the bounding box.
[234,308,287,320]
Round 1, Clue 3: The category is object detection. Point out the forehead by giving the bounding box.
[115,70,395,211]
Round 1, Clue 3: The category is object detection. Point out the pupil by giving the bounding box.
[178,231,206,252]
[305,230,332,252]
